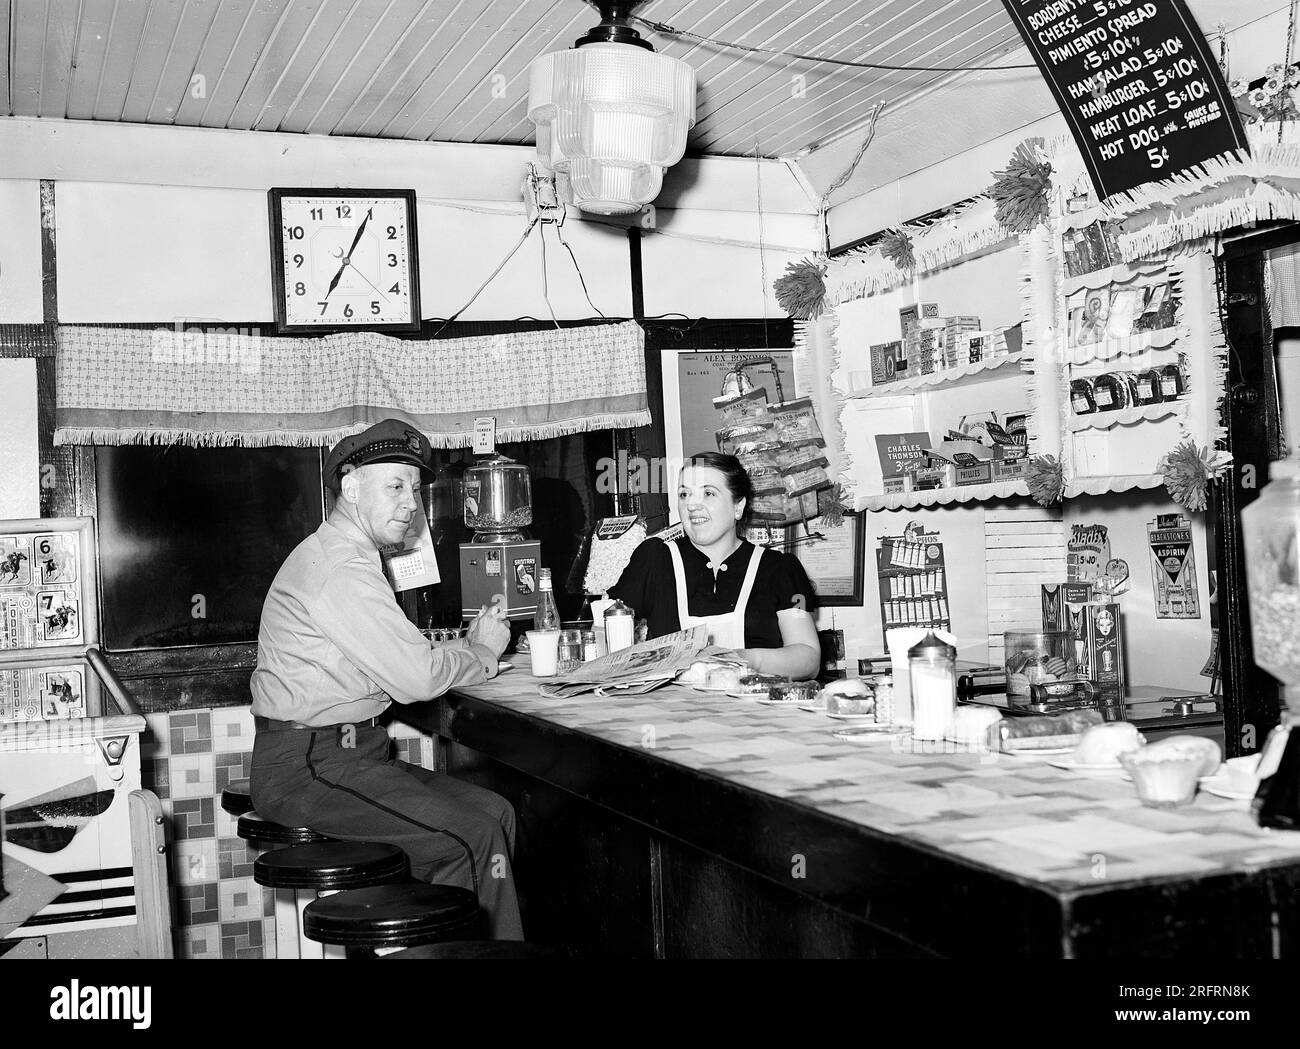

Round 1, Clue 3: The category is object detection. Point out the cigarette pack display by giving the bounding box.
[992,457,1027,481]
[955,462,993,486]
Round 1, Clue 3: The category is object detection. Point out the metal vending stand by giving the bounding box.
[0,516,158,955]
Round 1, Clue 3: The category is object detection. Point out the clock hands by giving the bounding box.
[349,265,391,303]
[323,207,374,301]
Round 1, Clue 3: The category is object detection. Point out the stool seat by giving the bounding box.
[303,883,480,949]
[381,940,558,959]
[237,812,333,846]
[221,779,255,816]
[253,841,408,891]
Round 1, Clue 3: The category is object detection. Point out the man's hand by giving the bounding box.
[466,605,511,659]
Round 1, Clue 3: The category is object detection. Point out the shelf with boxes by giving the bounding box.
[845,350,1028,398]
[1049,216,1215,487]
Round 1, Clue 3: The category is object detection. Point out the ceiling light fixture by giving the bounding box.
[527,1,697,216]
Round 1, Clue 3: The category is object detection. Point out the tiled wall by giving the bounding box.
[139,707,437,960]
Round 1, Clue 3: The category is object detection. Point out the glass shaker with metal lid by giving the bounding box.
[604,599,636,654]
[463,453,532,542]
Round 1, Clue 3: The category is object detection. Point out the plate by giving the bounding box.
[726,690,770,699]
[756,697,802,706]
[1200,776,1256,801]
[1048,757,1125,773]
[691,685,733,694]
[797,702,827,713]
[827,712,877,721]
[998,746,1076,757]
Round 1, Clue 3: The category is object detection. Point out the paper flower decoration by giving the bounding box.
[878,229,915,272]
[1232,61,1300,123]
[773,257,828,319]
[1158,441,1232,512]
[1025,454,1065,507]
[989,138,1053,234]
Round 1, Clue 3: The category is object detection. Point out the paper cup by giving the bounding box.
[527,629,561,677]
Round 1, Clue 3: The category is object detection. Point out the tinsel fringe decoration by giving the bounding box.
[817,484,849,527]
[990,139,1053,234]
[1025,454,1065,507]
[878,228,915,272]
[773,257,828,319]
[1159,440,1233,512]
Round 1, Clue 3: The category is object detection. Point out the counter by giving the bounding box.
[401,673,1300,958]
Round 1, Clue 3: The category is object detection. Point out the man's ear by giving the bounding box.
[339,465,360,504]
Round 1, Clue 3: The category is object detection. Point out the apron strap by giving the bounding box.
[734,544,765,618]
[665,541,692,625]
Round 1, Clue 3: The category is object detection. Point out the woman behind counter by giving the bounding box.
[609,452,821,679]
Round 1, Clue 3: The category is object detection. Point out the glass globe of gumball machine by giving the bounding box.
[1241,455,1300,829]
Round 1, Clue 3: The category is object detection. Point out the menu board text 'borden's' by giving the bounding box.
[1001,0,1249,201]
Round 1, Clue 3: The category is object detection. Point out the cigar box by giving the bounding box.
[991,457,1027,481]
[869,341,903,385]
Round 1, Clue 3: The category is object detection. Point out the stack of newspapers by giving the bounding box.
[537,626,710,698]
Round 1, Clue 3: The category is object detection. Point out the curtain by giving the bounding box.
[54,321,650,448]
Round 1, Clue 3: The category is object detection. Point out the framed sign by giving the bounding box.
[785,513,864,606]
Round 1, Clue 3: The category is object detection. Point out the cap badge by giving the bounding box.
[405,431,422,455]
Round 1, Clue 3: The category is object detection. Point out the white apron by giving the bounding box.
[666,541,765,649]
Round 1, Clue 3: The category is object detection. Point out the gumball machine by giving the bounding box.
[1241,455,1300,829]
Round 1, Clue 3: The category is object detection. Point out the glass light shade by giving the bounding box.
[529,42,696,215]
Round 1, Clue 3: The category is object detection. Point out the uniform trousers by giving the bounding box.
[251,721,523,940]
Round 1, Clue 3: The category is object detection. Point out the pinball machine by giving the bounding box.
[0,516,148,953]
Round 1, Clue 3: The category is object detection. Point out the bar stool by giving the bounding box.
[253,842,408,960]
[220,779,255,816]
[303,882,481,958]
[380,940,559,959]
[237,813,336,960]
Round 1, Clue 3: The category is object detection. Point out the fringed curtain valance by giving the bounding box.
[54,321,651,448]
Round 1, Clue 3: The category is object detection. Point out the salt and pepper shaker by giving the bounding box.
[604,599,635,654]
[909,632,957,742]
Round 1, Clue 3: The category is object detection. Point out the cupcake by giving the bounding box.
[1120,745,1204,807]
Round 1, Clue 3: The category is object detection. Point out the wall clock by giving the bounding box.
[268,188,422,333]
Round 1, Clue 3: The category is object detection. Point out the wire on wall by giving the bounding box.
[632,16,1036,73]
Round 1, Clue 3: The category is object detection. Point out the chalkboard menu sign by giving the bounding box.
[1001,0,1249,201]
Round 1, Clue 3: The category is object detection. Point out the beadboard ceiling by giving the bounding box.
[0,0,1268,205]
[0,2,1022,169]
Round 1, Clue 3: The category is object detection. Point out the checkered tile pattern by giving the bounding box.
[139,706,442,959]
[463,675,1300,888]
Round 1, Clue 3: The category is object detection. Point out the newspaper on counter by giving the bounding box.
[537,626,710,698]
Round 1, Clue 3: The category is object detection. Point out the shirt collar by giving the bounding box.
[322,506,383,569]
[679,537,752,568]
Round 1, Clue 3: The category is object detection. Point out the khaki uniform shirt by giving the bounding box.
[251,510,496,727]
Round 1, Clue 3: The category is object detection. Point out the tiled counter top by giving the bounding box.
[415,673,1300,957]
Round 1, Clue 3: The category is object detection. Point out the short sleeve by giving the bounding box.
[608,537,667,610]
[770,549,819,616]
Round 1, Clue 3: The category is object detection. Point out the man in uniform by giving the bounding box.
[250,419,521,939]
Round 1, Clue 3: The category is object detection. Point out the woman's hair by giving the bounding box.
[683,451,755,527]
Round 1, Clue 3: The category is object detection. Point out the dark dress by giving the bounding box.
[609,537,817,649]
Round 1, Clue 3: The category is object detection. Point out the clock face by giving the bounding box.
[269,189,421,332]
